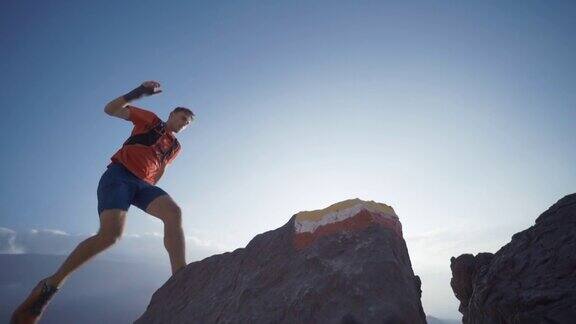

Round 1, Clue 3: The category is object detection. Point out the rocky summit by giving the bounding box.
[451,193,576,324]
[135,198,426,324]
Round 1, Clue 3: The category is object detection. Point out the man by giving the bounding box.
[11,80,194,324]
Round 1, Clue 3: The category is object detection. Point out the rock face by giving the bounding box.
[135,198,426,324]
[450,193,576,324]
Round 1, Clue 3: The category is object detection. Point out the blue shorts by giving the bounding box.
[97,163,168,215]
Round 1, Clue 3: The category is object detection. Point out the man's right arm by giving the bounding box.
[104,81,162,121]
[104,96,130,120]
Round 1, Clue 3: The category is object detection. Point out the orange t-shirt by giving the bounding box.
[109,106,181,185]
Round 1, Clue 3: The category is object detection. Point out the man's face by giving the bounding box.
[169,111,193,133]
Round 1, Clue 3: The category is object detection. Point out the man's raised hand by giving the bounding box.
[141,80,162,95]
[123,80,163,102]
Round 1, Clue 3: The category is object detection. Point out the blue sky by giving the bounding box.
[1,0,575,319]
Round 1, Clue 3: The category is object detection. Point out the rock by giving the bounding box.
[135,198,426,324]
[450,193,576,324]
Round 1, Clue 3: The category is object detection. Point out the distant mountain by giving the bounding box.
[0,253,170,324]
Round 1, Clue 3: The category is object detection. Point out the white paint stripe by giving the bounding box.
[294,202,399,234]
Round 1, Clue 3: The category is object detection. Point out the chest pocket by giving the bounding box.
[156,136,180,163]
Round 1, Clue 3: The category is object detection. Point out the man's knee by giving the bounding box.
[147,195,183,225]
[97,232,122,246]
[98,209,126,245]
[164,204,182,226]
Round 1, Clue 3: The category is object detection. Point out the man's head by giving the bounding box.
[167,107,194,134]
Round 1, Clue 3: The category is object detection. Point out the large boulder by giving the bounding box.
[135,198,426,324]
[450,193,576,324]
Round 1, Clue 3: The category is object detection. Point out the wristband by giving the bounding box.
[122,85,155,102]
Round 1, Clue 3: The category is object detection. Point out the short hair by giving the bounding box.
[171,106,195,118]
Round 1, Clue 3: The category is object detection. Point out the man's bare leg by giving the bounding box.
[163,218,186,274]
[11,209,126,323]
[47,209,127,287]
[145,195,187,274]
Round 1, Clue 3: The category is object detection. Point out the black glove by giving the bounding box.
[123,83,162,102]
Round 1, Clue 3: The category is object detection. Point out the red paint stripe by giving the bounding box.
[293,209,403,250]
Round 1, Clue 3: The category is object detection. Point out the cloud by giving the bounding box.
[15,228,83,255]
[29,228,69,235]
[0,227,226,263]
[0,227,25,254]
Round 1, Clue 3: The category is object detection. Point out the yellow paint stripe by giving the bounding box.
[295,198,396,222]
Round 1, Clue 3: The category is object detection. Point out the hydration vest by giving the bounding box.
[122,120,180,164]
